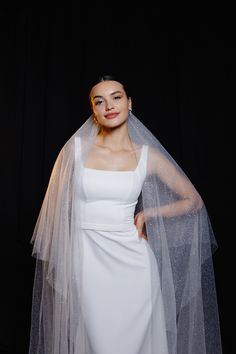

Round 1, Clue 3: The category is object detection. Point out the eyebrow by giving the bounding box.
[92,90,123,100]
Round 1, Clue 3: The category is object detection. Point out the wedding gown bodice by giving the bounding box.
[78,141,148,231]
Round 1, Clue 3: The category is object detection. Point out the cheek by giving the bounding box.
[94,109,105,119]
[92,105,104,116]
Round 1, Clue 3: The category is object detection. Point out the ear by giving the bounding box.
[128,97,132,111]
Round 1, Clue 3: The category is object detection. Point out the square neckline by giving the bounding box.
[83,144,145,173]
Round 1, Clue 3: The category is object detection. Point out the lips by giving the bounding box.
[104,113,119,119]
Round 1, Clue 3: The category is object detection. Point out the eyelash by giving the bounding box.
[94,96,122,106]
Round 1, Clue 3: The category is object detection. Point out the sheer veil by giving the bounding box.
[28,112,222,354]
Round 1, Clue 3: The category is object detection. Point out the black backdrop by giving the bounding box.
[0,4,234,354]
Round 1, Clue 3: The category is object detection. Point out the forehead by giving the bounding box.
[90,80,125,98]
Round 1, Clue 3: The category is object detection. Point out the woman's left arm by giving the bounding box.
[147,147,203,217]
[134,147,203,238]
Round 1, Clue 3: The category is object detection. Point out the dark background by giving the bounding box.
[0,3,234,354]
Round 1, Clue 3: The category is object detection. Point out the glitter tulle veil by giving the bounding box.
[28,112,222,354]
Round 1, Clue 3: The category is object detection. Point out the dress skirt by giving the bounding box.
[74,225,169,354]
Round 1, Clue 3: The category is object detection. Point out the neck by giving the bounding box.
[97,122,132,151]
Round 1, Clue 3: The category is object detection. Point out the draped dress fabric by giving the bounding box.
[74,138,169,354]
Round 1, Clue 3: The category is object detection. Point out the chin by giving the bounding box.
[103,118,127,127]
[104,119,127,128]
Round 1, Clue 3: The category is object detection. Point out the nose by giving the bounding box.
[105,100,114,111]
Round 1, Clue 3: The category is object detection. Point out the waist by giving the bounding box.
[78,200,138,229]
[79,221,136,232]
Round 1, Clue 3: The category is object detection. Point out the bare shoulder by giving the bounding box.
[146,145,174,175]
[132,142,143,153]
[147,145,163,160]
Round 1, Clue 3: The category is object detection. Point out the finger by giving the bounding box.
[137,229,142,238]
[135,227,142,238]
[142,233,148,241]
[140,231,148,240]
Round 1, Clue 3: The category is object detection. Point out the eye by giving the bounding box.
[94,100,103,106]
[114,96,121,100]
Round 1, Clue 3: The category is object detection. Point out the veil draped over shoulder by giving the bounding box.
[28,113,222,354]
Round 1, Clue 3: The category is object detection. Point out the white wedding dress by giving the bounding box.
[74,138,169,354]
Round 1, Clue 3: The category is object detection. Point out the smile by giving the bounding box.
[104,113,119,119]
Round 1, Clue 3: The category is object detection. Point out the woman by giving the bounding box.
[28,76,222,354]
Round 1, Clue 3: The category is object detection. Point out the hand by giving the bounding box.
[134,211,148,241]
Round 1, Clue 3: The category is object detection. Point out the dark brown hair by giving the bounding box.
[89,74,130,98]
